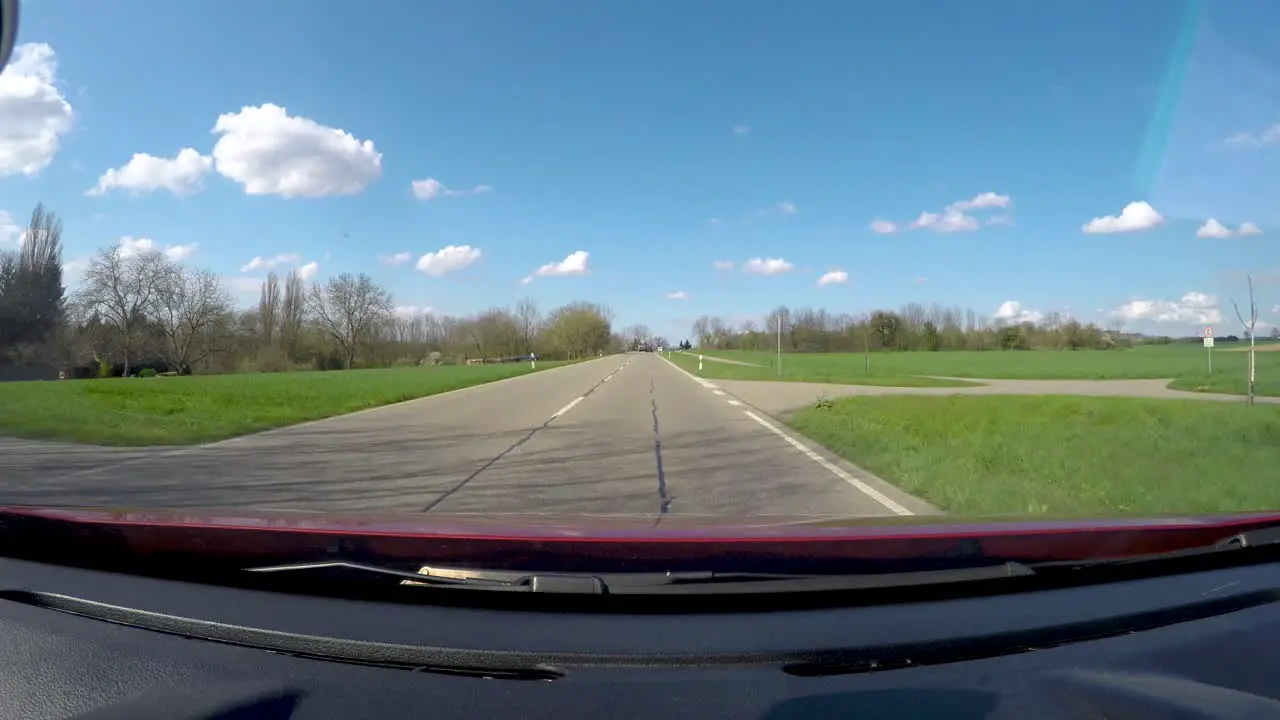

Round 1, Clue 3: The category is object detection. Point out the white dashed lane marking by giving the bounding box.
[551,396,584,419]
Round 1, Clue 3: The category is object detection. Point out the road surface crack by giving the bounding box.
[420,362,622,513]
[651,377,671,515]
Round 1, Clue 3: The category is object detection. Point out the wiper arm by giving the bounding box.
[244,560,1035,595]
[1027,524,1280,573]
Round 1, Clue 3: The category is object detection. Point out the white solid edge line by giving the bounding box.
[657,353,716,388]
[551,396,585,419]
[659,351,913,516]
[742,410,914,517]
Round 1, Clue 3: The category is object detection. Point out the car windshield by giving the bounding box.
[1,0,1279,573]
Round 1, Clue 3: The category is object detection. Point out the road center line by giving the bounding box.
[741,410,914,516]
[551,396,585,419]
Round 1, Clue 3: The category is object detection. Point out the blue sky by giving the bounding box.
[2,0,1279,342]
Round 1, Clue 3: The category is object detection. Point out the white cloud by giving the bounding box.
[881,192,1012,235]
[817,270,848,286]
[708,217,721,226]
[411,177,491,201]
[1196,219,1233,239]
[224,276,266,302]
[114,236,199,262]
[87,148,213,196]
[712,260,734,271]
[947,192,1010,212]
[746,202,798,221]
[296,261,320,280]
[732,125,750,136]
[416,245,481,277]
[211,103,382,197]
[62,256,90,284]
[910,210,980,233]
[0,210,17,244]
[411,178,444,200]
[525,250,590,283]
[379,251,412,267]
[0,43,75,177]
[665,291,689,300]
[994,300,1044,325]
[1113,291,1221,324]
[394,305,434,317]
[113,237,153,258]
[163,243,199,262]
[1225,123,1280,149]
[1199,219,1264,238]
[742,257,794,275]
[109,236,198,262]
[240,253,301,272]
[1081,201,1163,234]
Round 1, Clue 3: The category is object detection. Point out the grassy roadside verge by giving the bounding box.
[690,346,1280,396]
[786,395,1280,517]
[665,351,980,388]
[0,360,582,446]
[1167,372,1280,397]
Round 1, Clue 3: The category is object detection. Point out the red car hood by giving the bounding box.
[4,505,1280,567]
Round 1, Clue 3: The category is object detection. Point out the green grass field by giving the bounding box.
[679,344,1280,396]
[0,361,576,446]
[787,395,1280,517]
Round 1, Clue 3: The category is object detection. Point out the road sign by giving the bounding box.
[1204,337,1215,348]
[1204,326,1214,338]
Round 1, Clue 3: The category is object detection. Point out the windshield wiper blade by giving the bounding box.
[1025,524,1280,573]
[244,560,1035,595]
[246,561,526,589]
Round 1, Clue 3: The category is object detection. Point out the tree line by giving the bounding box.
[0,203,621,380]
[689,304,1253,354]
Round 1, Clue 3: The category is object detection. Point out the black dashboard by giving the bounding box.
[3,554,1280,719]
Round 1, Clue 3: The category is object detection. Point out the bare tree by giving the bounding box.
[280,269,305,360]
[76,245,168,375]
[515,297,540,354]
[258,272,281,347]
[306,272,394,369]
[1231,274,1260,406]
[151,265,233,372]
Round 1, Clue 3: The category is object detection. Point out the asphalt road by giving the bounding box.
[1,353,933,517]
